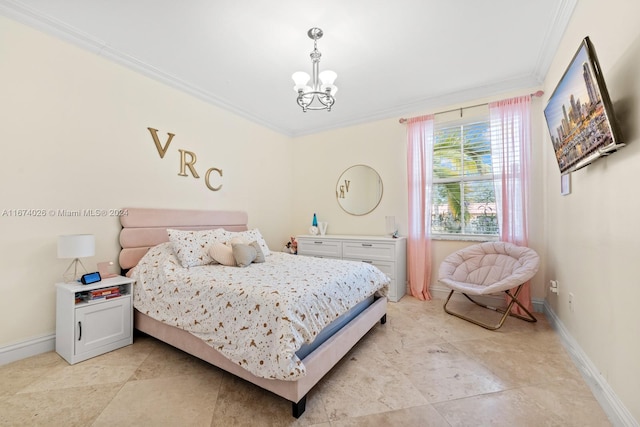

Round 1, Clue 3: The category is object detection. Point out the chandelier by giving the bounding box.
[292,28,338,112]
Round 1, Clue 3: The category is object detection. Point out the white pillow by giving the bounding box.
[208,242,236,266]
[167,228,226,268]
[219,229,271,256]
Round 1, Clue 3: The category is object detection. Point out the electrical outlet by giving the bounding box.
[549,280,559,294]
[568,292,574,313]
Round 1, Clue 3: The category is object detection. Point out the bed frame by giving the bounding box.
[119,207,387,418]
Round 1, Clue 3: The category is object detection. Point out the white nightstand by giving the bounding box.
[55,275,134,364]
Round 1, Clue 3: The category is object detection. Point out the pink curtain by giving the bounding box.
[406,115,435,300]
[489,95,533,313]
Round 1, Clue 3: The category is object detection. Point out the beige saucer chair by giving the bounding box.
[438,241,540,330]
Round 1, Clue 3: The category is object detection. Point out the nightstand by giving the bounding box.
[55,275,134,364]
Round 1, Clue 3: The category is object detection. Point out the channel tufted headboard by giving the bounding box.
[118,207,249,273]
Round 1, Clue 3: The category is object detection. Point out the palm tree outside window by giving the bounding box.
[431,120,498,236]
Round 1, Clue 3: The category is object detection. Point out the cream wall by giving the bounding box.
[542,0,640,421]
[0,16,293,347]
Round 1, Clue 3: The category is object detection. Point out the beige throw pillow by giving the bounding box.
[217,229,271,257]
[208,242,236,266]
[232,243,257,267]
[250,241,265,263]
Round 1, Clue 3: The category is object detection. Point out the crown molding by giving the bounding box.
[532,0,579,82]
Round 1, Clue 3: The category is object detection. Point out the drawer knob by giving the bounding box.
[314,241,324,244]
[361,243,372,247]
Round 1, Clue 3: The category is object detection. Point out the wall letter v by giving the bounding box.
[147,127,175,159]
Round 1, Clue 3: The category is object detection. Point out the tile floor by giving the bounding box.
[0,297,612,426]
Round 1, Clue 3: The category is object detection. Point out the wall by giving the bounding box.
[0,16,293,347]
[542,0,640,422]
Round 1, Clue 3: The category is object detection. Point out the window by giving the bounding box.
[431,119,498,236]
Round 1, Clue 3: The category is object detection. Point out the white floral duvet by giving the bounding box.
[131,242,389,380]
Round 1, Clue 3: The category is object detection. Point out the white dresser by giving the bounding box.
[297,235,407,302]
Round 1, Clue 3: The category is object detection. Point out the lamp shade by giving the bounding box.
[319,70,337,85]
[292,71,311,92]
[57,234,95,259]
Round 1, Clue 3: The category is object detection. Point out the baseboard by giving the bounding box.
[543,301,638,427]
[0,334,55,366]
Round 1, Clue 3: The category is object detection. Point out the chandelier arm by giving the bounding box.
[296,90,335,111]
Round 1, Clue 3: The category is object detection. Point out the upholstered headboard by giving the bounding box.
[119,208,249,273]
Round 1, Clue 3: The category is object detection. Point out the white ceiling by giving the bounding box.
[1,0,577,136]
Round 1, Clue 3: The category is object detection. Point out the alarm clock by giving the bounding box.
[80,271,102,285]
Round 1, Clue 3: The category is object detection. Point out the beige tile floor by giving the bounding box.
[0,297,612,426]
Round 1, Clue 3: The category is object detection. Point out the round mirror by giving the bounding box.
[336,165,383,216]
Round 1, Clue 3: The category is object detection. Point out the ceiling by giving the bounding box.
[1,0,576,137]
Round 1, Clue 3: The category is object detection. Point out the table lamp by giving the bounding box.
[58,234,95,282]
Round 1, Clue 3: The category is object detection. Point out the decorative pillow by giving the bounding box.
[208,242,236,266]
[250,241,265,263]
[167,228,226,268]
[219,229,271,256]
[232,243,257,267]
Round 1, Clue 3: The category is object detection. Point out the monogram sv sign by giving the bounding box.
[147,127,223,191]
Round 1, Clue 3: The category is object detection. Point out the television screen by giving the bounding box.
[544,36,624,174]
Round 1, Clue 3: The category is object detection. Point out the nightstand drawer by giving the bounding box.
[342,242,394,261]
[298,239,342,258]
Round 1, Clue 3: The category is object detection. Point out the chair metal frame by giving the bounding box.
[443,284,537,330]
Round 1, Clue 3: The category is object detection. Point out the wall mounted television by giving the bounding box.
[544,36,624,174]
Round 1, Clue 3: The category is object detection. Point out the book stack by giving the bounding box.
[88,286,121,301]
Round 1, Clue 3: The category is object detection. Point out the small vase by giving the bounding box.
[319,222,328,235]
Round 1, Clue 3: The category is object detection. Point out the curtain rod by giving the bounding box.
[398,90,544,124]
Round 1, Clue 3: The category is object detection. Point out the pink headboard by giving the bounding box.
[119,207,249,272]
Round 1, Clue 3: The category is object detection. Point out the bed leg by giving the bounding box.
[292,395,307,418]
[380,314,387,324]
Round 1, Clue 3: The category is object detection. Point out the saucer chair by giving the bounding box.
[438,241,540,330]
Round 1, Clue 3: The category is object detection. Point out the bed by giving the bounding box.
[118,208,388,417]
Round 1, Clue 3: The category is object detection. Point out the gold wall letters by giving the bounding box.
[148,127,174,159]
[205,168,223,191]
[147,127,223,191]
[178,149,200,178]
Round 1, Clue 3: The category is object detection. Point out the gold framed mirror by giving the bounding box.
[336,165,383,216]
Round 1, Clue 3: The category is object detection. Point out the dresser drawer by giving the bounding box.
[347,259,395,279]
[298,239,342,258]
[342,242,395,261]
